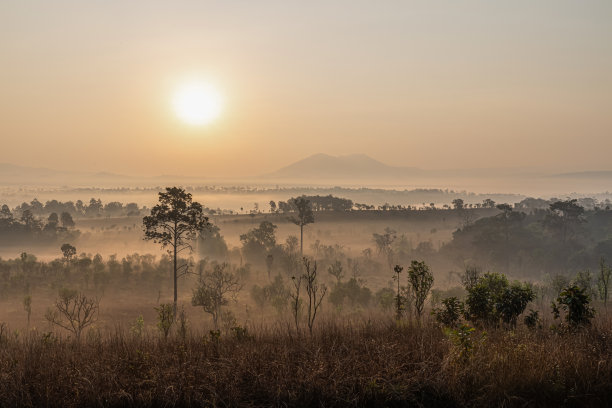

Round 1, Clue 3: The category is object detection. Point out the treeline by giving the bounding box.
[10,198,145,219]
[441,199,612,277]
[0,205,79,245]
[0,250,194,297]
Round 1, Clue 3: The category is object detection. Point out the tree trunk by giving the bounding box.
[300,224,303,256]
[173,241,178,317]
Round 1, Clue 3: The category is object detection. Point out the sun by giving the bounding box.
[172,81,223,126]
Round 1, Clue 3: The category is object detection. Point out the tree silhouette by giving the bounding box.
[289,197,314,255]
[143,187,211,314]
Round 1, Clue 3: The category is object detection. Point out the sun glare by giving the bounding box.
[172,81,223,126]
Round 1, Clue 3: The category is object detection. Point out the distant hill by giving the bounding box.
[551,170,612,179]
[263,153,422,180]
[0,162,135,186]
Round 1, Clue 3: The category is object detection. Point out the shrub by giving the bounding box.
[155,303,174,339]
[433,297,463,327]
[552,285,595,329]
[464,273,534,328]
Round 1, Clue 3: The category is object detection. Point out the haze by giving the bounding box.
[1,1,611,179]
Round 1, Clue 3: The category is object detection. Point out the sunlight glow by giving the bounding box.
[172,81,223,126]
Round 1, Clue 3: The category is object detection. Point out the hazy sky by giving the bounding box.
[1,1,611,177]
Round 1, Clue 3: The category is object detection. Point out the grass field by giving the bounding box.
[1,315,611,407]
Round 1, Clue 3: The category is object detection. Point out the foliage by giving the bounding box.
[375,287,395,311]
[464,273,534,327]
[197,224,228,259]
[155,303,174,339]
[523,309,540,329]
[552,285,595,329]
[289,197,314,255]
[433,297,463,327]
[250,275,290,314]
[239,221,277,265]
[143,187,212,312]
[328,278,371,310]
[130,315,145,337]
[407,260,434,320]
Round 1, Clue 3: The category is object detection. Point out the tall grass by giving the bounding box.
[1,316,611,407]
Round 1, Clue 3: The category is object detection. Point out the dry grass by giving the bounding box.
[0,317,611,407]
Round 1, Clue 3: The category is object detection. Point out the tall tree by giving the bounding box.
[143,187,212,314]
[289,197,314,255]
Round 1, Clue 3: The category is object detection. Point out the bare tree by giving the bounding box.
[290,274,303,333]
[191,263,242,329]
[302,258,327,335]
[143,187,212,315]
[45,289,99,341]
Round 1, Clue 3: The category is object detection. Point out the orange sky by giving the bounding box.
[1,1,611,177]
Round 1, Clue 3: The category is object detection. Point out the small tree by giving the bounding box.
[60,243,76,263]
[461,266,481,290]
[327,260,344,283]
[45,289,99,341]
[464,272,533,328]
[60,212,75,228]
[191,263,242,329]
[552,285,595,329]
[498,282,535,327]
[23,295,32,327]
[155,303,175,339]
[598,257,611,309]
[393,265,403,320]
[265,254,274,280]
[143,187,212,315]
[289,197,314,255]
[433,297,463,327]
[302,258,327,335]
[407,260,434,321]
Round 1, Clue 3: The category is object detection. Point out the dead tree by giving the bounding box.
[45,289,99,341]
[303,257,327,335]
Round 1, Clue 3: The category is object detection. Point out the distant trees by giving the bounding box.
[197,224,228,260]
[61,243,77,263]
[452,198,464,210]
[143,187,212,314]
[482,198,496,208]
[544,199,585,244]
[372,228,397,264]
[240,221,278,264]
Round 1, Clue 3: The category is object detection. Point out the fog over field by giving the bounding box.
[1,1,612,406]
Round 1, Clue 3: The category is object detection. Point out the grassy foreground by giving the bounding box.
[1,318,611,407]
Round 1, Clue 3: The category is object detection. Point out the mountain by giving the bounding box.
[264,153,421,180]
